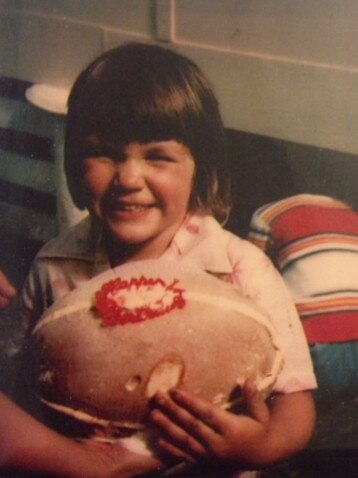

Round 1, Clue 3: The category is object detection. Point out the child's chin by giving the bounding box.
[106,222,155,245]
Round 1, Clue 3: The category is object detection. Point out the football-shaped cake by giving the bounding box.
[31,260,283,450]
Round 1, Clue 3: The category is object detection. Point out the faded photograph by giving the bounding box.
[0,2,357,477]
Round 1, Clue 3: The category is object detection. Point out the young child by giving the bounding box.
[19,42,316,477]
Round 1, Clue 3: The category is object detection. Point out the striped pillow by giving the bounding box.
[249,194,358,345]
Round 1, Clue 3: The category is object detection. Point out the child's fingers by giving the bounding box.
[151,409,208,459]
[156,436,198,463]
[169,389,232,434]
[154,390,224,440]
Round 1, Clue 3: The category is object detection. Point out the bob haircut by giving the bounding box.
[65,42,231,222]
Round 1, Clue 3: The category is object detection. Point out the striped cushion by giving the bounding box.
[249,194,358,344]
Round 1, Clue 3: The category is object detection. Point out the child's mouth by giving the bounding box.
[116,203,152,212]
[108,202,155,218]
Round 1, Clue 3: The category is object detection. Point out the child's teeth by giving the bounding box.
[121,205,147,211]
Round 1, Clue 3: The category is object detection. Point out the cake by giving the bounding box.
[31,260,283,452]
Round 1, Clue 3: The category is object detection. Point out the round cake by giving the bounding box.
[31,260,283,449]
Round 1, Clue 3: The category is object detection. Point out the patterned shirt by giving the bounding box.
[22,213,316,393]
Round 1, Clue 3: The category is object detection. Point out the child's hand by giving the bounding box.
[150,381,316,469]
[149,380,271,467]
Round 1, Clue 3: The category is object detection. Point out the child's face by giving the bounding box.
[82,137,195,258]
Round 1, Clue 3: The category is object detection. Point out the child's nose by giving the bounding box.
[114,159,144,189]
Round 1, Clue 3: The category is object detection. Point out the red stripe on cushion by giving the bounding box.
[259,196,346,224]
[279,234,358,264]
[302,312,358,344]
[271,206,358,246]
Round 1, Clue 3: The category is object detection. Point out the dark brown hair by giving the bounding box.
[65,42,231,222]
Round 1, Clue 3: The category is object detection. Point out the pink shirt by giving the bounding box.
[22,213,317,393]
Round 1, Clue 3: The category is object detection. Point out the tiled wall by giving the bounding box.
[0,0,357,154]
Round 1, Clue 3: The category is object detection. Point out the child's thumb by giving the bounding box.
[242,379,270,424]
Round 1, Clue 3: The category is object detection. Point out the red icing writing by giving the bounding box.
[96,276,186,326]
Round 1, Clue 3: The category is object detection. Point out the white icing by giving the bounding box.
[108,282,177,311]
[39,396,144,430]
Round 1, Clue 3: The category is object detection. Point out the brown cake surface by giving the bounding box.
[32,260,283,441]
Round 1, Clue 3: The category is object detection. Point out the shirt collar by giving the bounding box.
[163,214,234,275]
[37,213,234,276]
[37,216,111,277]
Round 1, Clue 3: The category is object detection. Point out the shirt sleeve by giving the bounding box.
[0,260,50,399]
[20,258,49,338]
[226,235,317,394]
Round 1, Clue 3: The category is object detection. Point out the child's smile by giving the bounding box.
[106,194,156,220]
[82,138,195,261]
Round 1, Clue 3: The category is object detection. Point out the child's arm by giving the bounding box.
[150,380,316,468]
[0,392,164,478]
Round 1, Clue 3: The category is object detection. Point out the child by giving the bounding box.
[19,42,316,477]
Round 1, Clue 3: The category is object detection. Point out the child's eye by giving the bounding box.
[146,153,174,163]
